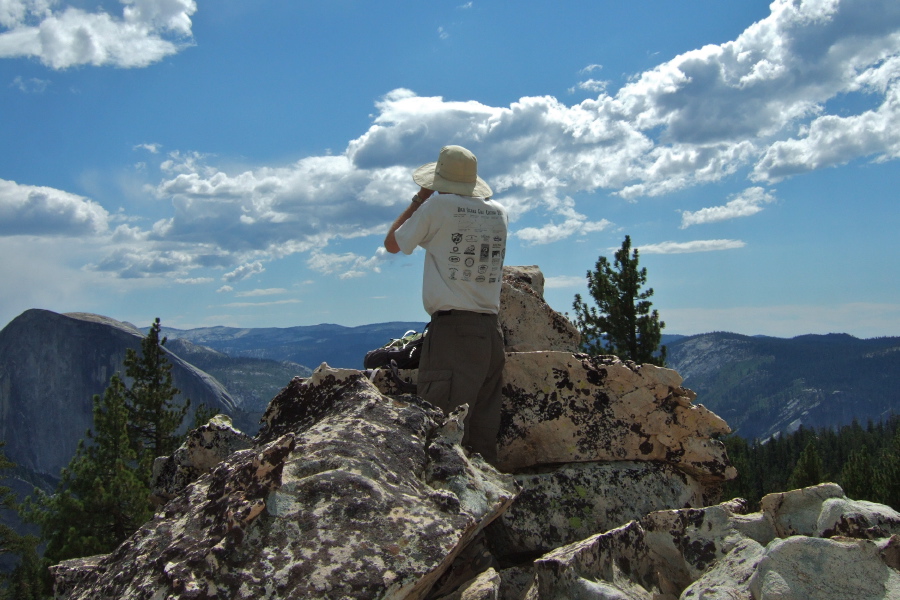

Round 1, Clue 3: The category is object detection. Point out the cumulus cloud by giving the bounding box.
[91,246,196,278]
[753,85,900,181]
[514,196,611,244]
[223,261,264,283]
[307,248,387,280]
[638,239,746,254]
[575,79,609,94]
[22,0,900,280]
[0,178,109,236]
[680,186,776,228]
[0,0,196,69]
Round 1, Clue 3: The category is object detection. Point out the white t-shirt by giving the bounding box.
[394,194,508,316]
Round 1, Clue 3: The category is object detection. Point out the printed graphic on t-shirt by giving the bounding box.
[450,204,506,285]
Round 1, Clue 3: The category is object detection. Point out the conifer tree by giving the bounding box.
[875,432,900,510]
[0,444,47,599]
[0,444,21,563]
[840,445,875,501]
[21,318,194,579]
[124,317,190,471]
[23,375,152,564]
[572,235,667,365]
[788,440,824,490]
[3,535,46,600]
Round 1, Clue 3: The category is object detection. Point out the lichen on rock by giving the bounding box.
[53,364,519,600]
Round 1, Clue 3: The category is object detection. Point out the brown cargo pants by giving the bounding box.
[416,310,505,466]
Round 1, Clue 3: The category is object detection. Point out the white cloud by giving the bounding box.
[91,246,196,278]
[638,239,746,254]
[680,186,776,228]
[235,288,287,297]
[752,84,900,182]
[576,79,609,93]
[307,249,387,279]
[10,75,49,92]
[134,142,161,154]
[220,299,301,308]
[14,0,900,284]
[516,215,611,245]
[223,261,264,283]
[545,275,586,289]
[0,178,109,236]
[0,0,196,69]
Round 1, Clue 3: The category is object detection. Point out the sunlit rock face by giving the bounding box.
[499,265,580,353]
[497,351,734,482]
[52,366,519,600]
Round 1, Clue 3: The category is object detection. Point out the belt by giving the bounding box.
[433,310,495,317]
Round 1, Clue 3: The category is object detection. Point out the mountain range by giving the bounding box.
[665,331,900,440]
[158,323,900,442]
[155,321,429,370]
[4,309,899,486]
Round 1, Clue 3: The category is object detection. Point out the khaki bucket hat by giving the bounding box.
[412,145,493,198]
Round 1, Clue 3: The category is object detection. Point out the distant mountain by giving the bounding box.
[0,309,240,480]
[666,332,900,440]
[157,322,429,370]
[157,324,900,442]
[163,338,311,426]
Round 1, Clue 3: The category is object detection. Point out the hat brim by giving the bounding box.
[413,162,493,199]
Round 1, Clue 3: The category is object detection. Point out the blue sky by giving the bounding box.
[2,0,899,338]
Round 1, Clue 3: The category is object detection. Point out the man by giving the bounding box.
[384,145,508,466]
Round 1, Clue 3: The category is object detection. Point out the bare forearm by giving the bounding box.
[384,188,434,253]
[384,202,420,253]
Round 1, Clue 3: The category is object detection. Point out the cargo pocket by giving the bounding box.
[417,369,453,412]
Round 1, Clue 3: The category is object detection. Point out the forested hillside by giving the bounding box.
[722,416,900,511]
[667,332,900,440]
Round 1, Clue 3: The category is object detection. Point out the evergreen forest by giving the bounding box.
[722,414,900,511]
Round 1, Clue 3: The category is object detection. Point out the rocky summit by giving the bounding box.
[48,267,900,599]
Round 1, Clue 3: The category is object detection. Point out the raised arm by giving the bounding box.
[384,187,433,253]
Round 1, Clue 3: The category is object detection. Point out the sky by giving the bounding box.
[2,0,900,339]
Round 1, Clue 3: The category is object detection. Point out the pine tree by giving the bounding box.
[875,431,900,510]
[0,444,20,562]
[0,445,48,599]
[788,440,824,490]
[124,317,190,472]
[572,235,667,365]
[23,374,153,564]
[3,535,46,600]
[840,445,875,501]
